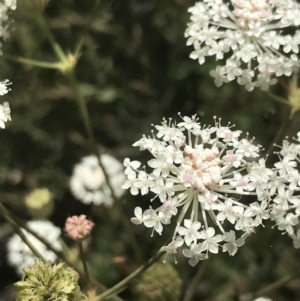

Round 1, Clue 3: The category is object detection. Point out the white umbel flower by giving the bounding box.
[123,114,273,265]
[270,134,300,244]
[6,220,62,275]
[185,0,300,91]
[70,154,125,206]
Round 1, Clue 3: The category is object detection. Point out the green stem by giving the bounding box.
[79,241,93,292]
[74,0,101,59]
[113,195,144,262]
[66,70,95,142]
[35,14,67,63]
[97,251,164,300]
[245,271,300,301]
[265,108,294,157]
[3,54,61,69]
[66,68,143,262]
[0,203,46,261]
[182,261,207,301]
[267,92,290,105]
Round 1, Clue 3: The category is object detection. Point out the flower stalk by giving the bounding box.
[97,251,164,300]
[0,203,46,261]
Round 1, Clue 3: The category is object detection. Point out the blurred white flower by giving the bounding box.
[0,0,16,43]
[70,154,125,206]
[123,114,273,265]
[0,101,11,128]
[6,220,62,275]
[253,298,273,301]
[185,0,300,91]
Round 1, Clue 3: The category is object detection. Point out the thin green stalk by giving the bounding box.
[74,0,101,59]
[35,14,68,63]
[97,251,164,300]
[3,54,62,69]
[0,203,46,261]
[79,241,93,292]
[265,108,294,157]
[245,271,300,301]
[267,92,290,105]
[35,4,144,290]
[182,260,208,301]
[66,68,143,262]
[66,70,95,142]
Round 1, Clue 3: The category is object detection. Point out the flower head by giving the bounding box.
[15,259,81,301]
[64,215,95,241]
[185,0,300,91]
[123,114,273,265]
[70,154,125,206]
[270,134,300,242]
[7,220,62,275]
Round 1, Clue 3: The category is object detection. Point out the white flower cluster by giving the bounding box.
[185,0,300,91]
[123,114,274,266]
[70,154,125,206]
[0,0,14,128]
[270,133,300,248]
[6,220,62,275]
[0,0,16,44]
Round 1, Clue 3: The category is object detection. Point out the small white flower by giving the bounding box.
[177,219,201,246]
[0,80,11,95]
[143,209,169,235]
[123,158,141,175]
[160,237,184,255]
[160,237,184,263]
[222,230,245,256]
[7,220,61,275]
[199,227,224,254]
[131,207,144,225]
[183,243,207,266]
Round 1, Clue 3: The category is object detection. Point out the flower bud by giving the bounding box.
[15,259,82,301]
[134,262,182,301]
[25,188,54,219]
[17,0,49,15]
[65,215,95,241]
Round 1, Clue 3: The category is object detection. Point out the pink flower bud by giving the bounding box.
[64,215,95,241]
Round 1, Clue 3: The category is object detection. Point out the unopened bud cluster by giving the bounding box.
[15,259,81,301]
[65,215,95,241]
